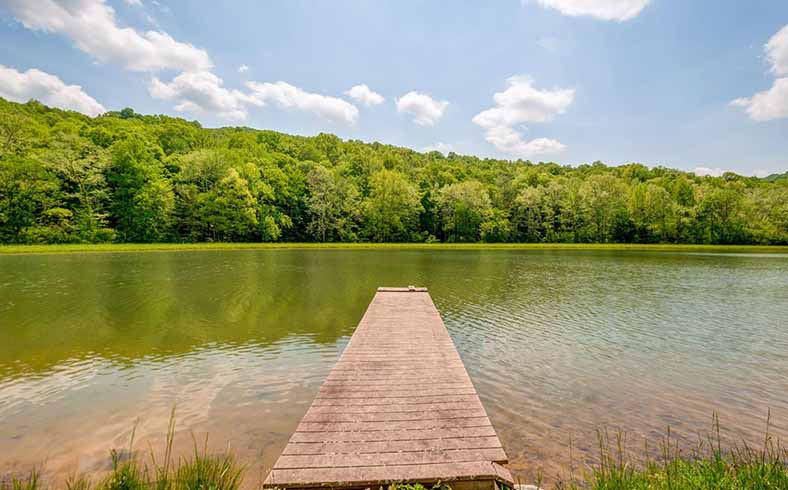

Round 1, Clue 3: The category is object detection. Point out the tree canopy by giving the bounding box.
[1,98,786,245]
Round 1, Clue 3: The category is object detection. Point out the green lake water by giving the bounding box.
[1,249,787,483]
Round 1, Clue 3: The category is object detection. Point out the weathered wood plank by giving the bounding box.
[315,386,477,397]
[263,288,512,489]
[310,394,482,406]
[286,425,501,444]
[314,388,478,399]
[325,373,471,383]
[295,416,493,432]
[300,408,487,423]
[305,400,485,414]
[265,462,513,488]
[273,448,509,469]
[319,380,472,390]
[282,436,504,455]
[326,370,470,380]
[319,381,473,392]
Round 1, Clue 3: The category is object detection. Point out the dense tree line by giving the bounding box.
[1,98,786,245]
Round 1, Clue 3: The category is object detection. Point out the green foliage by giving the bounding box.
[0,470,40,490]
[437,181,492,242]
[558,415,788,490]
[0,157,59,243]
[13,410,248,490]
[305,165,359,242]
[170,439,243,490]
[363,169,422,241]
[101,449,147,490]
[388,483,453,490]
[107,139,173,242]
[1,97,786,245]
[199,168,258,241]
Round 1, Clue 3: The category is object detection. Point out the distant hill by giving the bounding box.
[1,97,786,245]
[763,171,788,182]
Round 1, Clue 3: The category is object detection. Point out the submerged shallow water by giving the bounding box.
[1,249,787,484]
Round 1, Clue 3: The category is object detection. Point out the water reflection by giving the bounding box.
[1,250,787,484]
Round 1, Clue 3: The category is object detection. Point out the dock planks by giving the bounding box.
[264,287,513,489]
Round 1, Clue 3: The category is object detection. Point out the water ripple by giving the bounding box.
[1,249,786,485]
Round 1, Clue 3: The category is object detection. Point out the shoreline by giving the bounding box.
[2,418,785,490]
[2,242,788,255]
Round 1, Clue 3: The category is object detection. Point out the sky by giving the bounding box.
[0,0,787,177]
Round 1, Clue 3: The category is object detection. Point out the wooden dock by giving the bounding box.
[264,287,513,490]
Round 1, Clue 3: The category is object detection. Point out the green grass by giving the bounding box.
[2,413,787,490]
[1,242,787,255]
[0,471,40,490]
[557,415,788,490]
[1,411,245,490]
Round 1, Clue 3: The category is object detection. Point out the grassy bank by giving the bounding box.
[1,413,246,490]
[557,417,788,490]
[2,242,788,255]
[4,417,786,490]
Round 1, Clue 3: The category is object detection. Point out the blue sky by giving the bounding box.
[1,0,787,176]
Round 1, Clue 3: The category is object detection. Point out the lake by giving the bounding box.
[1,249,787,484]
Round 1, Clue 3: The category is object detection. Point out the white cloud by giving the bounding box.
[732,25,788,122]
[484,127,566,157]
[695,167,775,178]
[396,91,448,126]
[423,142,453,154]
[149,74,361,123]
[149,71,261,120]
[474,75,574,126]
[149,0,169,14]
[238,64,249,74]
[694,167,728,177]
[0,64,106,116]
[731,78,788,121]
[534,0,650,21]
[766,25,788,76]
[344,84,384,106]
[472,75,573,158]
[246,81,359,124]
[124,0,142,6]
[4,0,211,72]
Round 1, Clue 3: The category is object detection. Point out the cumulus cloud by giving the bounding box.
[766,25,788,76]
[149,75,361,123]
[344,84,384,106]
[396,91,448,126]
[423,142,453,154]
[696,167,773,178]
[731,78,788,121]
[3,0,212,72]
[149,0,169,13]
[534,0,650,21]
[473,75,574,126]
[149,71,262,120]
[732,25,788,121]
[246,81,359,124]
[0,64,106,116]
[2,0,368,125]
[472,75,573,158]
[482,127,566,157]
[694,167,729,177]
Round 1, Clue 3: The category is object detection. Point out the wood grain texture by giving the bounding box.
[263,288,512,489]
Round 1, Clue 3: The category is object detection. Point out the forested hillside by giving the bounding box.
[1,98,786,245]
